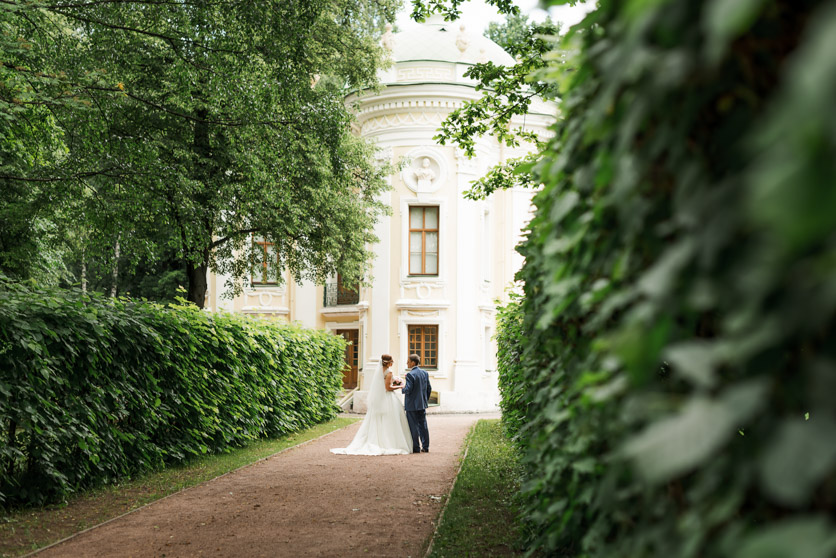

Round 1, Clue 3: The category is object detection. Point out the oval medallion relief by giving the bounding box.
[401,148,446,194]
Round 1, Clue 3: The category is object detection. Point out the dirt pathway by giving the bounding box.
[34,414,483,558]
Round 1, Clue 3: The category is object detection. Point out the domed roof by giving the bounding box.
[386,14,514,66]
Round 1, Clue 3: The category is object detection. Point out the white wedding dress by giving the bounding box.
[331,364,413,455]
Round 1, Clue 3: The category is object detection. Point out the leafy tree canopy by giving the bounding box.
[412,0,561,200]
[1,0,399,306]
[424,0,836,556]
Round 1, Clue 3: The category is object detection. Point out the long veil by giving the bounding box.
[330,360,412,455]
[366,362,386,416]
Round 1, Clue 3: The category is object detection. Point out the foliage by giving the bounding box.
[0,278,346,507]
[1,0,398,306]
[63,245,187,303]
[0,5,69,282]
[495,294,526,439]
[412,2,559,202]
[485,12,547,54]
[411,0,520,22]
[484,0,836,556]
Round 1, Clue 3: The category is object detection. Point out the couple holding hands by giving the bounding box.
[331,354,431,455]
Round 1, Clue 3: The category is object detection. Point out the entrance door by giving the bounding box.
[337,329,359,389]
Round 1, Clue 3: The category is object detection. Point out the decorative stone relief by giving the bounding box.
[400,281,443,300]
[401,147,447,194]
[361,112,447,134]
[413,158,436,190]
[243,285,286,308]
[382,23,394,51]
[397,66,453,82]
[358,100,462,116]
[456,24,470,54]
[416,282,433,299]
[406,310,440,317]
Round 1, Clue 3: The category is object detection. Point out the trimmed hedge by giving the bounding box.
[0,279,345,507]
[499,0,836,557]
[495,294,526,440]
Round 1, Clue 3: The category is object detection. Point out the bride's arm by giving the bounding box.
[384,371,402,391]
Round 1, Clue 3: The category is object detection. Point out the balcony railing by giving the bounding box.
[323,282,360,307]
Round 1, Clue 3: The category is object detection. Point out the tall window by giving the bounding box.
[409,206,439,276]
[252,236,278,285]
[408,325,438,369]
[336,273,360,305]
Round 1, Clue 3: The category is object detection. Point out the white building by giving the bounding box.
[206,15,552,413]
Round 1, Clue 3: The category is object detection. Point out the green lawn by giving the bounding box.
[428,419,526,558]
[0,417,358,557]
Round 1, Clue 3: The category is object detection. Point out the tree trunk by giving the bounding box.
[187,260,209,308]
[110,236,120,297]
[81,254,87,293]
[185,102,212,309]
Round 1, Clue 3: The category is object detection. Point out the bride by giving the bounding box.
[331,354,413,455]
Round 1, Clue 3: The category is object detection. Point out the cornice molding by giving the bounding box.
[320,302,369,317]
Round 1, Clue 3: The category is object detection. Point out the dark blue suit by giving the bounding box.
[402,366,431,452]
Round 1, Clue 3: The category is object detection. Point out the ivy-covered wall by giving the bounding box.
[0,279,345,507]
[498,0,836,556]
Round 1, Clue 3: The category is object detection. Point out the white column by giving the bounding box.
[452,149,482,393]
[215,272,235,312]
[293,279,317,328]
[367,189,392,377]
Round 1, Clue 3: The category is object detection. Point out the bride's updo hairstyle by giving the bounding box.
[381,354,393,366]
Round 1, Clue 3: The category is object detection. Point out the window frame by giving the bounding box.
[408,324,439,370]
[408,205,440,277]
[331,273,360,306]
[251,236,279,286]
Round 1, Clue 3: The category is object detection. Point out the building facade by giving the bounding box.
[206,15,552,412]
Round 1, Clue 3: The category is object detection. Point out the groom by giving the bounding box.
[403,354,432,453]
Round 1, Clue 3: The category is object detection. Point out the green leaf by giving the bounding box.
[706,0,767,37]
[735,517,836,558]
[760,416,836,507]
[704,0,768,61]
[637,240,694,299]
[663,340,723,388]
[622,380,768,483]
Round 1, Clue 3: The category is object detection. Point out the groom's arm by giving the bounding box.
[426,374,432,400]
[403,372,414,396]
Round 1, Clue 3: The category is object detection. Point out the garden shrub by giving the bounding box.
[0,279,345,507]
[495,294,526,439]
[498,0,836,556]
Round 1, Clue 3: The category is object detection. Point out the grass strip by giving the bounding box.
[428,419,525,558]
[0,417,359,557]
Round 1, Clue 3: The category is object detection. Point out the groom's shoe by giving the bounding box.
[413,449,421,453]
[421,448,429,453]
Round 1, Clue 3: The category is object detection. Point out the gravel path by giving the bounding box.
[35,414,484,558]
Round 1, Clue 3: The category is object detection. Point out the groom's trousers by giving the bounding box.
[406,409,429,452]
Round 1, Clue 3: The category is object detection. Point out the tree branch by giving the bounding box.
[47,8,247,55]
[0,168,149,182]
[209,228,261,250]
[82,86,295,127]
[4,0,234,8]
